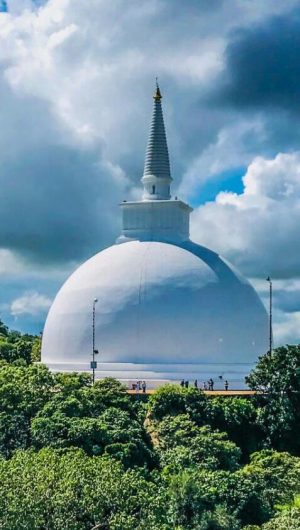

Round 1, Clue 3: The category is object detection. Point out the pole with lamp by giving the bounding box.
[266,277,273,354]
[91,298,99,385]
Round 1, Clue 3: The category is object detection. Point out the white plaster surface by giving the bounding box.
[42,239,268,387]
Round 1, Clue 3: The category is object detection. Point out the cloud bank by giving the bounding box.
[191,152,300,279]
[0,0,299,344]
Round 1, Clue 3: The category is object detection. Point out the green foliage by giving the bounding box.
[162,469,240,529]
[32,405,153,467]
[263,510,300,530]
[0,318,8,337]
[54,371,92,392]
[157,413,199,447]
[198,504,241,530]
[224,451,300,527]
[0,320,40,364]
[91,377,136,414]
[207,398,263,459]
[149,384,208,422]
[0,448,168,530]
[0,337,32,364]
[193,468,271,526]
[243,450,300,509]
[260,496,300,529]
[0,319,299,530]
[30,336,42,362]
[246,345,300,453]
[31,379,153,467]
[246,345,300,394]
[276,493,300,511]
[157,414,241,471]
[149,384,187,419]
[0,362,55,457]
[157,421,300,527]
[149,385,262,460]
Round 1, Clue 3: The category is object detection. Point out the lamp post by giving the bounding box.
[91,298,98,385]
[266,277,273,354]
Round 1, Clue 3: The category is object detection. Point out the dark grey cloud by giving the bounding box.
[275,289,300,314]
[214,9,300,112]
[166,0,224,15]
[0,144,122,263]
[0,80,124,264]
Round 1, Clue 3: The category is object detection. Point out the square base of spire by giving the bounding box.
[118,199,192,243]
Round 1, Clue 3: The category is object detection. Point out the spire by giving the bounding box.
[153,80,162,101]
[141,82,172,200]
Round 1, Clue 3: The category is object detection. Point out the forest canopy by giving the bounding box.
[0,318,299,530]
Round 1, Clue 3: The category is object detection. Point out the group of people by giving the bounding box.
[180,378,229,391]
[202,378,215,391]
[130,379,230,393]
[180,379,191,388]
[131,380,147,393]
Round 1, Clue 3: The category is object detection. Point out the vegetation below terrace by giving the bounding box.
[0,319,300,529]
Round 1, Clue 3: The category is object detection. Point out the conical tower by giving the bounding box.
[142,83,172,200]
[118,83,192,243]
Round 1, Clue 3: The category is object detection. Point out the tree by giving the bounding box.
[243,450,300,509]
[207,397,263,459]
[0,362,55,457]
[0,338,32,364]
[54,371,92,392]
[272,496,300,529]
[0,318,42,364]
[258,496,300,530]
[0,448,170,530]
[0,319,8,337]
[31,383,153,467]
[157,414,241,472]
[148,384,186,420]
[89,377,136,416]
[148,384,208,422]
[224,450,300,527]
[32,406,153,467]
[246,345,300,454]
[30,337,42,362]
[197,504,241,530]
[161,468,246,529]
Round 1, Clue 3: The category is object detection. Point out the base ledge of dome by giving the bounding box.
[40,361,254,389]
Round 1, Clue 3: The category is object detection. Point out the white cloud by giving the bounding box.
[191,152,300,279]
[0,249,28,276]
[251,277,300,345]
[11,291,52,316]
[0,0,241,177]
[178,117,266,199]
[273,310,300,345]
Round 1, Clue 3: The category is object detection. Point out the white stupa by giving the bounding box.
[42,85,268,387]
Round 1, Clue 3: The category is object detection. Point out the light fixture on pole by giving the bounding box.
[266,277,273,354]
[91,298,98,385]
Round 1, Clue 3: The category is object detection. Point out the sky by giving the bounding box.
[0,0,299,346]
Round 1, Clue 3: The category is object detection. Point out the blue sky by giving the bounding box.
[188,167,245,207]
[0,0,300,345]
